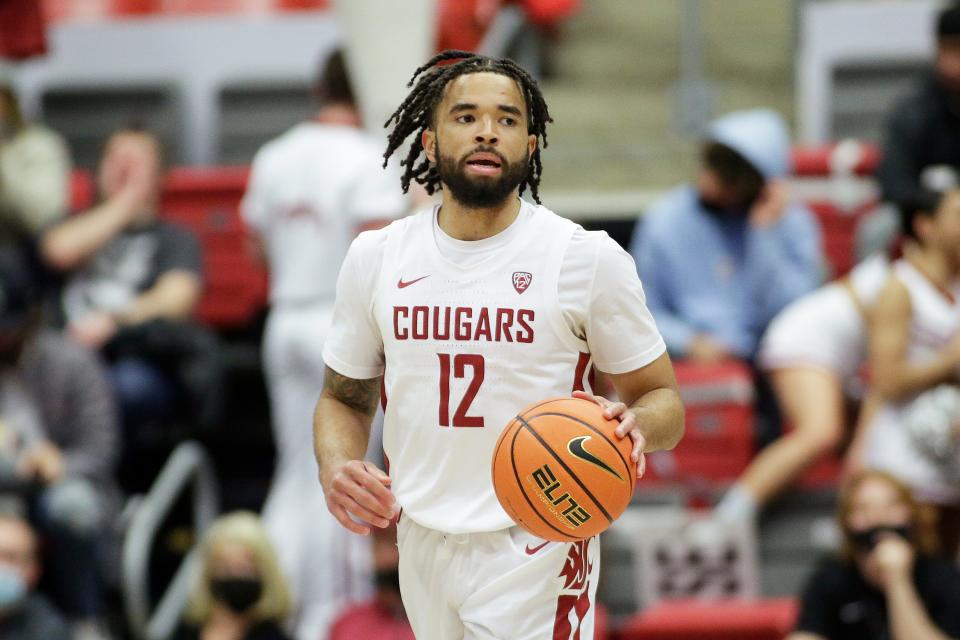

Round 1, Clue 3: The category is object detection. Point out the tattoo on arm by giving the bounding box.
[323,366,381,416]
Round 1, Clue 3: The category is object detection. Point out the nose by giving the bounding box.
[474,117,498,145]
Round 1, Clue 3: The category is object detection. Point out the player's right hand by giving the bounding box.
[323,460,398,536]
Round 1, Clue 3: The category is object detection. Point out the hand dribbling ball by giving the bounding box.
[492,396,636,542]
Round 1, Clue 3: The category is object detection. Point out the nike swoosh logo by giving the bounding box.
[397,275,430,289]
[525,541,550,555]
[567,436,624,481]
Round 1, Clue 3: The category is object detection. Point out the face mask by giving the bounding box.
[0,564,26,609]
[698,189,763,218]
[210,577,262,614]
[375,568,401,592]
[849,524,912,553]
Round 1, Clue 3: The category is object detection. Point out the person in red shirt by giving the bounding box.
[328,526,414,640]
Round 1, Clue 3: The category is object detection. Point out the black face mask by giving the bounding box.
[211,577,263,614]
[849,524,912,553]
[375,568,401,592]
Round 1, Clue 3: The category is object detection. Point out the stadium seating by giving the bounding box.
[159,167,267,329]
[791,142,882,278]
[619,598,797,640]
[44,0,329,21]
[644,360,755,487]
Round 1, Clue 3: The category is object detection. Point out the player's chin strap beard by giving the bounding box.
[436,150,529,211]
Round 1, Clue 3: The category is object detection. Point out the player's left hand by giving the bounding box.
[572,391,646,479]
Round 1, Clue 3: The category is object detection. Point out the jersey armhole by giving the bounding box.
[543,220,590,355]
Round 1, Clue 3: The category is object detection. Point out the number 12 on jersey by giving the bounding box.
[438,353,485,427]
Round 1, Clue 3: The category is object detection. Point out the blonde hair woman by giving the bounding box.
[173,512,293,640]
[788,470,960,640]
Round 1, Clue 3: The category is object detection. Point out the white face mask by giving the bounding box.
[0,564,25,610]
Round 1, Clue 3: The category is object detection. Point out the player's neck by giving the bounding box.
[437,193,521,241]
[910,249,958,287]
[313,103,361,128]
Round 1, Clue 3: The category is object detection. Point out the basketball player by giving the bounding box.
[314,51,684,639]
[714,251,892,522]
[241,50,408,640]
[862,188,960,557]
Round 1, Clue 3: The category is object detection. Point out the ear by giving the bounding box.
[915,214,934,242]
[422,129,437,164]
[527,133,537,157]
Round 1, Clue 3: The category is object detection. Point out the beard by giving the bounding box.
[437,145,529,209]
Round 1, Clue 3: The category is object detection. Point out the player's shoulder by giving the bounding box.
[252,123,307,160]
[541,208,630,278]
[349,207,430,257]
[254,122,377,164]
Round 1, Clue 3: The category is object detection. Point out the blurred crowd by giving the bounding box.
[0,36,420,640]
[0,1,959,640]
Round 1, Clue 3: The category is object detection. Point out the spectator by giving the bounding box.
[629,109,821,363]
[0,503,70,640]
[0,242,118,638]
[714,251,892,523]
[860,188,960,557]
[241,49,406,640]
[788,470,960,640]
[328,526,414,640]
[174,511,293,640]
[39,124,203,485]
[877,2,960,205]
[0,77,70,234]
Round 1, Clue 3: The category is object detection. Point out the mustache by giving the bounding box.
[460,146,508,166]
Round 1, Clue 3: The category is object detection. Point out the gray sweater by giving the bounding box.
[19,331,118,486]
[0,594,71,640]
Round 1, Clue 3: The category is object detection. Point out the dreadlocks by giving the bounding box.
[383,50,552,204]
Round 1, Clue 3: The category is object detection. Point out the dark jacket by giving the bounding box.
[0,594,71,640]
[171,620,294,640]
[878,71,960,204]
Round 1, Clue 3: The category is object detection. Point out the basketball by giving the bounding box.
[491,396,636,542]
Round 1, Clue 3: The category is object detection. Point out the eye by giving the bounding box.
[456,114,475,124]
[500,117,517,126]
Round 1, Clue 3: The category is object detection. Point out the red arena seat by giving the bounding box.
[620,598,798,640]
[69,169,95,212]
[160,167,267,329]
[644,360,755,486]
[807,200,876,279]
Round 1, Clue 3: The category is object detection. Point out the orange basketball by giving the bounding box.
[491,396,636,542]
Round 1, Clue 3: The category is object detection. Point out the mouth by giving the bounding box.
[464,152,503,176]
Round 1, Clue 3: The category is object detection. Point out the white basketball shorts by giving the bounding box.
[397,514,599,640]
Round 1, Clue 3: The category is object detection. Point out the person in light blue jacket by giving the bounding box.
[630,109,822,362]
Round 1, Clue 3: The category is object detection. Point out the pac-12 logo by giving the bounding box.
[512,271,532,294]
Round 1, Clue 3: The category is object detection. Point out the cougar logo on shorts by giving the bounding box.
[553,539,594,639]
[512,271,532,294]
[567,436,624,481]
[559,539,592,592]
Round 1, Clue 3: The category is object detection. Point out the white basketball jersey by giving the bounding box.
[241,121,405,306]
[378,205,595,533]
[323,199,666,534]
[895,260,960,365]
[866,259,960,502]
